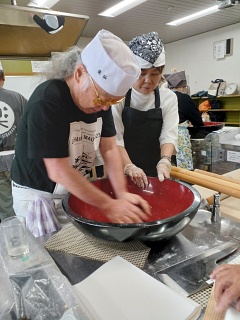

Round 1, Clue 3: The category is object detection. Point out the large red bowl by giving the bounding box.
[203,121,224,132]
[63,177,201,242]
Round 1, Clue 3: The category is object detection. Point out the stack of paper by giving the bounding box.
[73,256,201,320]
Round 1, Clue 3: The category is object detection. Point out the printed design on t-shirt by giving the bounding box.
[0,101,16,138]
[69,118,102,176]
[73,146,95,174]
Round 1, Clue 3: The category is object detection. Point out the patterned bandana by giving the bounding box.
[128,32,165,68]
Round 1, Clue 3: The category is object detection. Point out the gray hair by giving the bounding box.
[43,46,83,80]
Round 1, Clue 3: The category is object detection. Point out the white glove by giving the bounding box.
[156,158,171,182]
[124,164,148,189]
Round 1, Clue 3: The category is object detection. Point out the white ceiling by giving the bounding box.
[1,0,240,43]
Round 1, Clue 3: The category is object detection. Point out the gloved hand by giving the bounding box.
[157,158,171,182]
[124,164,148,189]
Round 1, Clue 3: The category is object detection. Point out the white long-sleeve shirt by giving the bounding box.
[112,87,179,152]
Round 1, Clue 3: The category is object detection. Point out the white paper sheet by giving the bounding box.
[225,307,240,320]
[73,256,201,320]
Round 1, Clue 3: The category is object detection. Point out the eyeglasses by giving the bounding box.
[88,75,125,107]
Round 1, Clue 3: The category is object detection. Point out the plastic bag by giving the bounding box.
[9,264,91,320]
[9,268,68,320]
[208,79,226,98]
[0,264,15,320]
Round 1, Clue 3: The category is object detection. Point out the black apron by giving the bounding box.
[122,88,163,176]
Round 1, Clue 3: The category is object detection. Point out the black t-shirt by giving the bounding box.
[174,91,208,139]
[175,91,203,126]
[11,80,116,192]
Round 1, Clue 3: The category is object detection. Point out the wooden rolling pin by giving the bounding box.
[194,169,240,185]
[170,166,240,200]
[171,166,240,189]
[195,169,240,205]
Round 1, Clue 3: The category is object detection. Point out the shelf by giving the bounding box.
[216,95,240,98]
[225,122,240,125]
[192,94,240,100]
[193,95,240,127]
[209,109,240,112]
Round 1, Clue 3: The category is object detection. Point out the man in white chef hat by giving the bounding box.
[11,29,151,236]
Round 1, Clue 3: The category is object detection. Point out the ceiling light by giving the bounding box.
[166,5,219,26]
[98,0,148,17]
[27,0,60,8]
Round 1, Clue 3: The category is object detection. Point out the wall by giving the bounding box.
[2,22,239,98]
[2,38,93,99]
[164,22,240,95]
[77,23,240,96]
[77,37,92,50]
[0,60,42,99]
[4,76,41,99]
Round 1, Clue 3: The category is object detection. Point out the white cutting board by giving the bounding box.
[73,256,201,320]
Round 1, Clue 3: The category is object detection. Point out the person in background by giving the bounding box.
[112,32,178,189]
[163,70,204,170]
[0,66,27,221]
[11,30,151,235]
[211,264,240,313]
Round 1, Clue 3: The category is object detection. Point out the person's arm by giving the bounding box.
[112,103,148,189]
[210,264,240,313]
[117,145,148,189]
[156,143,176,181]
[159,89,178,153]
[99,135,150,208]
[157,89,179,181]
[160,143,176,159]
[43,154,150,224]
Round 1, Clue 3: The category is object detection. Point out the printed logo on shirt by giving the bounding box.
[0,102,16,137]
[69,118,102,176]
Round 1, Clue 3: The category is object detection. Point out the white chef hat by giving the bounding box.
[128,32,165,69]
[81,29,140,96]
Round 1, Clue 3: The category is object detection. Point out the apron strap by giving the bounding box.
[124,88,161,108]
[124,88,132,107]
[154,88,160,108]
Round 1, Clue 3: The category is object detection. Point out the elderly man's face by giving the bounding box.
[70,66,124,114]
